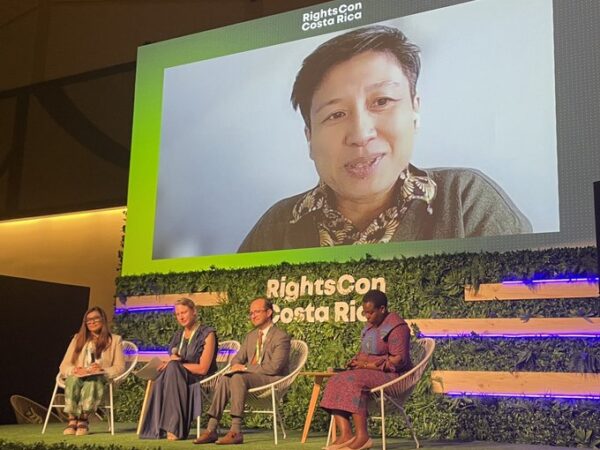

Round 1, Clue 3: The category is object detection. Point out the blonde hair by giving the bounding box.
[174,297,196,311]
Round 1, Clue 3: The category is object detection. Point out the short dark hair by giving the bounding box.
[362,289,388,309]
[291,25,421,129]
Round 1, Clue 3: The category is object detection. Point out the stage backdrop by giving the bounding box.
[113,246,600,447]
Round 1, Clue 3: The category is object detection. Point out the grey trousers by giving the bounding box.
[208,372,278,419]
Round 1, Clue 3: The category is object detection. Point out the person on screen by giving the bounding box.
[59,307,125,436]
[140,297,218,440]
[238,25,531,253]
[320,289,411,450]
[194,297,291,445]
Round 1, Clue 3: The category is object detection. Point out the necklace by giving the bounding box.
[179,323,200,355]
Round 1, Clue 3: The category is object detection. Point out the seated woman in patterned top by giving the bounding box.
[320,290,412,450]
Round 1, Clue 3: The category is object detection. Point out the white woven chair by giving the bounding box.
[42,340,139,435]
[195,339,241,437]
[242,339,309,445]
[370,338,435,449]
[326,338,435,450]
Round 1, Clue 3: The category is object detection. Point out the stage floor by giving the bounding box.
[0,423,575,450]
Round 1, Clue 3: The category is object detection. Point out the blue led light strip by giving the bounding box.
[137,348,237,356]
[114,306,174,314]
[502,277,599,285]
[446,391,600,400]
[420,333,600,338]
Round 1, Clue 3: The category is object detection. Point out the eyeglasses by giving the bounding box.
[249,309,267,317]
[86,318,102,324]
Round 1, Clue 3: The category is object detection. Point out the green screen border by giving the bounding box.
[122,0,533,275]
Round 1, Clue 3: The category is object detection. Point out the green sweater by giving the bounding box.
[238,167,532,253]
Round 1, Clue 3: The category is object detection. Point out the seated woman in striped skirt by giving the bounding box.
[59,306,125,436]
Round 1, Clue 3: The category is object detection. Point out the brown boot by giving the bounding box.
[216,431,243,445]
[193,429,218,444]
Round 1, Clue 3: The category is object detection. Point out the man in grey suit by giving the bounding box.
[194,297,291,445]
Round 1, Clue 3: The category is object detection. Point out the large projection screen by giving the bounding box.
[122,0,600,276]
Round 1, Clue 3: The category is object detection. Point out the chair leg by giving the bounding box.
[42,383,59,434]
[380,396,386,450]
[136,380,153,435]
[271,387,278,445]
[276,407,286,439]
[197,416,201,439]
[109,383,115,435]
[326,414,334,447]
[399,406,419,449]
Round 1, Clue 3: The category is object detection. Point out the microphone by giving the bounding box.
[88,346,96,364]
[171,347,179,357]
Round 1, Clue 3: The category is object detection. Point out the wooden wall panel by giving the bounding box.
[118,292,228,310]
[465,281,599,301]
[406,318,599,337]
[432,370,600,397]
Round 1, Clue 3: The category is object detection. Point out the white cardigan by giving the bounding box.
[59,334,126,380]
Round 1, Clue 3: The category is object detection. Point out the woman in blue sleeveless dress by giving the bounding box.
[140,298,218,440]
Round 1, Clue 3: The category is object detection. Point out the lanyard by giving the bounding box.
[178,323,200,356]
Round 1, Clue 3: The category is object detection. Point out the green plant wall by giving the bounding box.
[113,247,600,447]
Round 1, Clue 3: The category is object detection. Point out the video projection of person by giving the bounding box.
[151,0,557,260]
[238,25,532,253]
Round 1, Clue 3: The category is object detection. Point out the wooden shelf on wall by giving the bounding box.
[465,280,599,301]
[116,292,227,310]
[432,370,600,397]
[406,317,599,337]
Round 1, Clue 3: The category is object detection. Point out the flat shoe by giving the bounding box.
[215,431,243,445]
[340,438,373,450]
[193,429,218,444]
[326,437,355,450]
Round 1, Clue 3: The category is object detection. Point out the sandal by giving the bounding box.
[63,420,77,436]
[75,419,89,436]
